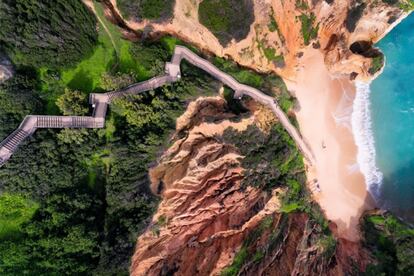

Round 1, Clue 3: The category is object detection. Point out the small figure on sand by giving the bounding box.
[310,179,321,193]
[322,141,326,149]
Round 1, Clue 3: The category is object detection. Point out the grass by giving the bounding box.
[280,202,301,213]
[60,1,148,93]
[102,114,116,142]
[36,1,155,114]
[318,234,337,259]
[267,8,285,45]
[159,36,201,55]
[0,194,39,240]
[298,13,319,45]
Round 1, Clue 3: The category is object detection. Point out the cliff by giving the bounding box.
[130,96,371,275]
[103,0,410,80]
[92,0,413,274]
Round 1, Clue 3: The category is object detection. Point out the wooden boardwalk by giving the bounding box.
[0,46,315,167]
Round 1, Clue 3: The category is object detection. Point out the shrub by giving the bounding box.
[117,0,175,21]
[199,0,254,46]
[362,213,414,275]
[298,13,319,45]
[0,193,38,240]
[369,55,384,75]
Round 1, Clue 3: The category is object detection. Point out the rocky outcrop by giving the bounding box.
[0,52,13,84]
[131,97,264,275]
[130,97,371,275]
[102,0,408,80]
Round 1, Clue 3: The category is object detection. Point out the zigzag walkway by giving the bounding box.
[0,46,315,167]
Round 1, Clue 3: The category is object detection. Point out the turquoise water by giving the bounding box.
[370,13,414,221]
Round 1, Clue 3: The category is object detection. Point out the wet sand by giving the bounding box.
[286,49,375,241]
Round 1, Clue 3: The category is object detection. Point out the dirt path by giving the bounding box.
[83,0,119,54]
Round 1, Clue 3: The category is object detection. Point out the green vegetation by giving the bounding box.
[400,0,414,11]
[295,0,309,10]
[261,43,285,65]
[214,54,296,123]
[117,0,175,21]
[382,0,400,5]
[0,194,38,240]
[0,7,219,272]
[268,9,279,32]
[221,216,274,276]
[369,55,385,75]
[363,213,414,275]
[362,214,414,275]
[58,1,148,93]
[219,114,335,275]
[212,56,286,96]
[221,247,248,276]
[0,1,325,274]
[381,0,414,11]
[221,206,335,275]
[267,8,285,45]
[198,0,254,46]
[56,89,89,116]
[33,1,155,113]
[318,233,337,260]
[221,124,305,191]
[223,87,248,115]
[298,13,319,46]
[0,70,42,137]
[0,0,98,69]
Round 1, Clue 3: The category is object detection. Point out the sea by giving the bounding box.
[354,13,414,221]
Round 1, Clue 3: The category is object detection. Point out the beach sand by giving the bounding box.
[286,49,375,241]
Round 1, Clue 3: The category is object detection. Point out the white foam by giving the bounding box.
[351,81,383,197]
[332,79,354,130]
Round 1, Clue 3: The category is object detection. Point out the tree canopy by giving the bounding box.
[0,0,98,69]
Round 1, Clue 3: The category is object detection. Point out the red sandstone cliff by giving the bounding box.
[130,97,371,275]
[101,0,409,80]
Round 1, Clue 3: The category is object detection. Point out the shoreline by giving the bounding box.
[351,81,383,199]
[372,11,412,44]
[287,49,375,241]
[288,12,413,240]
[354,11,412,202]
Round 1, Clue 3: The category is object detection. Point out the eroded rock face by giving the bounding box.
[130,97,269,275]
[0,52,14,84]
[103,0,407,79]
[130,97,371,275]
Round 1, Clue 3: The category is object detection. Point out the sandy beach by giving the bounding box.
[286,49,375,241]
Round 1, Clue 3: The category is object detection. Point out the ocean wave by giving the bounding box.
[351,81,383,198]
[332,79,354,130]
